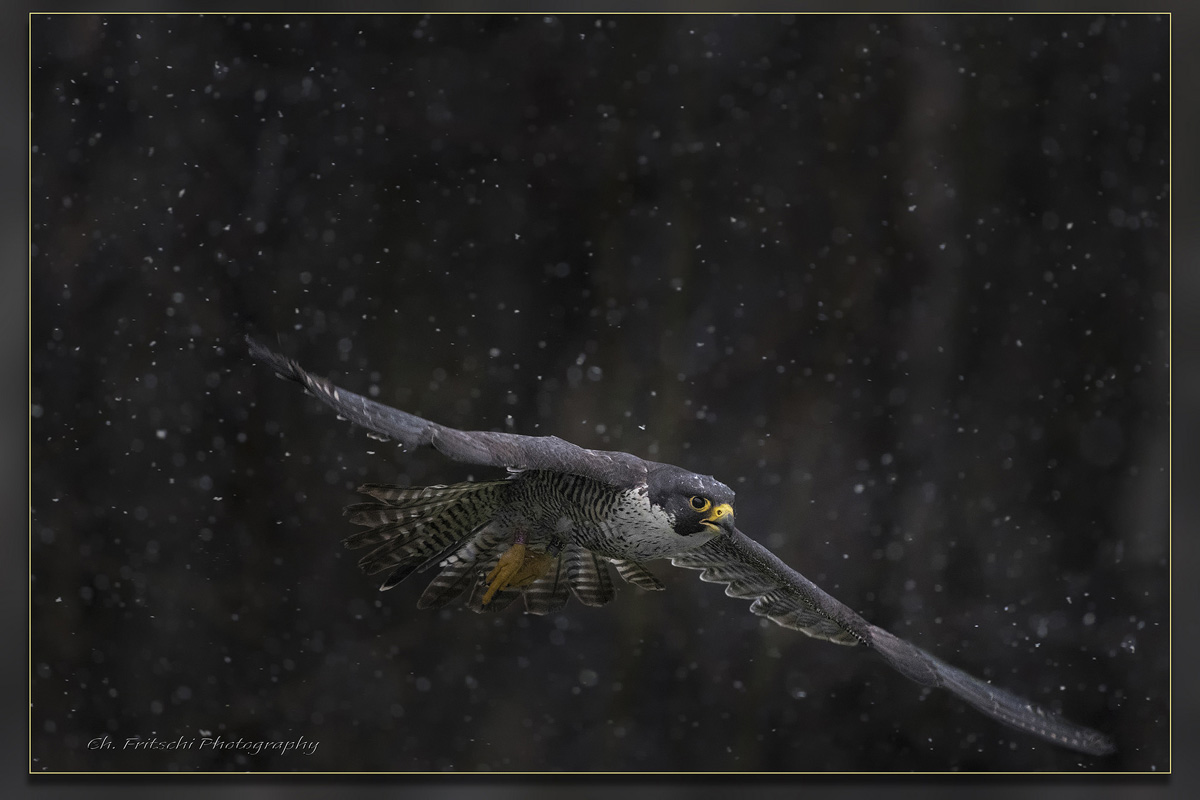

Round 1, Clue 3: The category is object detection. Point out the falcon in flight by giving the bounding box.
[247,337,1114,757]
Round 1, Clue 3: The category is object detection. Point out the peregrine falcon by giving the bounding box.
[246,337,1115,757]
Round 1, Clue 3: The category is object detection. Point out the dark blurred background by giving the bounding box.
[27,12,1170,776]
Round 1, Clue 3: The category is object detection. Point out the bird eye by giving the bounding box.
[690,496,711,512]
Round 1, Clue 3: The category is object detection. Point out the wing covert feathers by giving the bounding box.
[670,528,866,645]
[247,336,649,487]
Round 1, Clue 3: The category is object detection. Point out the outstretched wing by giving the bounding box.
[671,528,1116,757]
[671,526,869,645]
[246,337,648,487]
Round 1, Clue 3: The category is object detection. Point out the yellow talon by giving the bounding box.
[483,543,526,604]
[482,544,555,605]
[511,551,554,586]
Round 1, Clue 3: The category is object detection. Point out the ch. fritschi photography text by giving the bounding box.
[87,734,319,756]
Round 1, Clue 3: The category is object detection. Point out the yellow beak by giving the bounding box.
[702,503,734,529]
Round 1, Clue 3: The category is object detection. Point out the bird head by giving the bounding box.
[676,493,736,536]
[646,464,736,538]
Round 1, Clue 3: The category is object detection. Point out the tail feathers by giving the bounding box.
[566,547,615,607]
[380,560,422,591]
[342,481,507,585]
[471,585,523,612]
[356,519,472,576]
[342,515,425,551]
[345,500,464,528]
[419,527,508,609]
[467,580,522,613]
[613,559,665,591]
[358,482,488,506]
[343,508,474,553]
[348,483,501,533]
[519,549,666,612]
[416,555,478,609]
[521,556,572,614]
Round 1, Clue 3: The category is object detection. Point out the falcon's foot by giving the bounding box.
[482,543,554,605]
